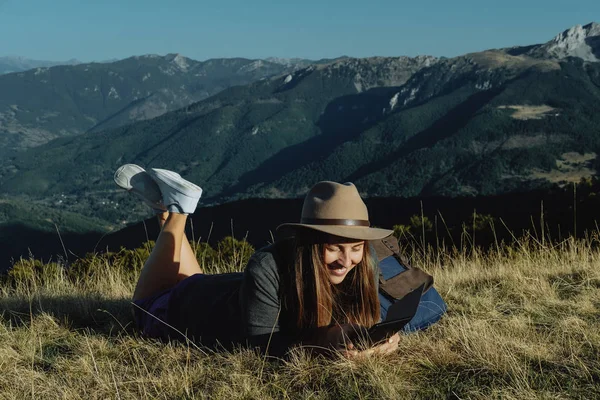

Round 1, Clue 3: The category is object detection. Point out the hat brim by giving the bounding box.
[277,223,394,241]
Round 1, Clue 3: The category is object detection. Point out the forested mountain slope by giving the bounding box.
[0,54,301,156]
[0,23,599,226]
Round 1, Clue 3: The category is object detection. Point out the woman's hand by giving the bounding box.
[342,333,400,358]
[310,324,400,358]
[316,323,369,351]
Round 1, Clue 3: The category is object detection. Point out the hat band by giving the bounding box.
[300,218,370,227]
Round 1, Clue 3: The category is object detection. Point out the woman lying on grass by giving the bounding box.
[114,164,399,357]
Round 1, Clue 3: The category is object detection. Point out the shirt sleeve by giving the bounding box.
[239,252,282,338]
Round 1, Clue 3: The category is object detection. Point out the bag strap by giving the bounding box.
[372,236,409,265]
[371,236,434,299]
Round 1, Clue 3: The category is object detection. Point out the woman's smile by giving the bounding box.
[327,262,349,277]
[324,239,365,284]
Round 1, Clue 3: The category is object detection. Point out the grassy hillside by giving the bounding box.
[0,235,598,398]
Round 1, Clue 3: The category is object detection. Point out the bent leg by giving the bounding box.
[133,212,189,301]
[180,236,203,276]
[157,211,203,278]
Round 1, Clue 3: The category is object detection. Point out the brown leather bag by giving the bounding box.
[371,236,434,300]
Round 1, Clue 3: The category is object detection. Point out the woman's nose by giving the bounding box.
[338,252,353,268]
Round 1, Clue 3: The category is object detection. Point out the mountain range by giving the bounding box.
[0,56,81,75]
[1,22,599,234]
[0,54,331,156]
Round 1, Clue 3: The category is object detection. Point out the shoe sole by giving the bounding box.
[114,164,166,211]
[114,164,145,190]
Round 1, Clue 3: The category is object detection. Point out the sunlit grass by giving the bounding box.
[0,234,599,399]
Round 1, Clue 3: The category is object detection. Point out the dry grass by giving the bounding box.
[1,236,599,399]
[468,51,561,72]
[529,152,597,185]
[497,105,558,120]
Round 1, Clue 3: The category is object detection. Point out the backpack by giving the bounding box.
[372,237,447,332]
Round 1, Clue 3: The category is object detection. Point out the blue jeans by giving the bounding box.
[378,256,447,332]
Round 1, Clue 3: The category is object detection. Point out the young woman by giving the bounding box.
[114,164,400,357]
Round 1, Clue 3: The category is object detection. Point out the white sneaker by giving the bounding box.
[113,164,166,213]
[147,168,203,214]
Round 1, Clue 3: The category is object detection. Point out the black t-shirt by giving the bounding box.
[167,240,378,355]
[167,241,297,353]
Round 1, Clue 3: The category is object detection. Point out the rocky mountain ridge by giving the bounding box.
[537,22,600,62]
[506,22,600,62]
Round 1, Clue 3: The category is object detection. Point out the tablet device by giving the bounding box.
[366,283,425,345]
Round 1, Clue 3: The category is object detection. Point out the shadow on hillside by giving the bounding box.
[87,93,156,133]
[220,87,400,197]
[4,187,594,274]
[586,36,600,60]
[219,68,514,199]
[131,107,227,166]
[0,222,104,273]
[0,294,135,336]
[273,67,315,92]
[505,44,539,57]
[345,86,504,184]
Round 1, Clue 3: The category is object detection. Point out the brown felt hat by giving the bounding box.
[277,181,393,240]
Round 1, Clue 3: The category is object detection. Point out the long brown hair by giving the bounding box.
[282,232,380,329]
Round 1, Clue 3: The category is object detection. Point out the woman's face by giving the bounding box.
[323,238,365,285]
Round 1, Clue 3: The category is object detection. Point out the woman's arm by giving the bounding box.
[238,252,290,354]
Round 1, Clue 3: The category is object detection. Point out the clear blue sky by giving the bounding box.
[1,0,598,62]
